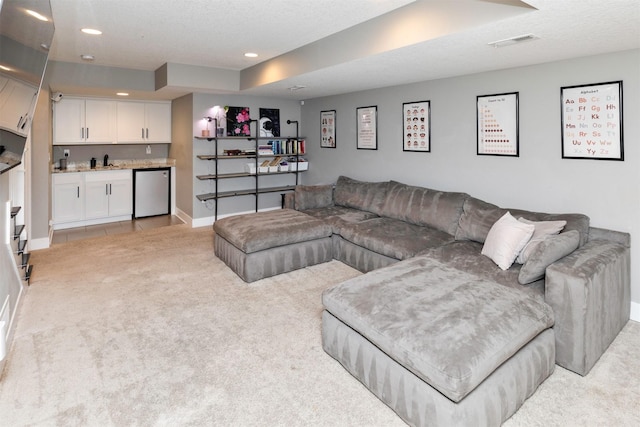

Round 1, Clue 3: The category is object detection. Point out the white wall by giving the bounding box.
[301,49,640,316]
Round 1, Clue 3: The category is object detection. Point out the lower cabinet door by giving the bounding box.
[84,180,110,219]
[52,176,84,223]
[108,178,133,216]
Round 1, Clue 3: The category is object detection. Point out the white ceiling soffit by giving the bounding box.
[47,0,415,71]
[45,0,640,100]
[239,0,535,90]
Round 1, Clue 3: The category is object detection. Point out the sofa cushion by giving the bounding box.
[455,197,505,243]
[301,205,380,234]
[334,176,389,216]
[519,230,580,284]
[337,217,455,260]
[481,212,535,270]
[419,242,545,299]
[322,255,555,402]
[294,184,333,210]
[455,196,590,247]
[213,209,332,254]
[516,218,567,264]
[379,180,467,235]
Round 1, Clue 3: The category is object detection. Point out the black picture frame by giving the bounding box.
[560,81,623,160]
[320,110,336,148]
[259,108,280,137]
[402,100,431,152]
[477,92,519,157]
[356,106,377,150]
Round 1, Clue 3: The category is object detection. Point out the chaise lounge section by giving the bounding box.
[213,175,630,426]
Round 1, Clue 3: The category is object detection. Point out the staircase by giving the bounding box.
[10,206,32,284]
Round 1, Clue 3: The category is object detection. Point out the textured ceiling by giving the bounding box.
[44,0,640,100]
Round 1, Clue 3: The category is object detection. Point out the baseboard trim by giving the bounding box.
[194,207,282,228]
[174,208,192,228]
[630,301,640,323]
[28,236,50,251]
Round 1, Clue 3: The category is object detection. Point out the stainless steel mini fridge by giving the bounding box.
[133,168,170,218]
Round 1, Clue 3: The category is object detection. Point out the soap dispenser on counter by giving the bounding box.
[103,154,109,167]
[90,157,97,169]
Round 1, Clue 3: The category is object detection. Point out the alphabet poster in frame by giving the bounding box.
[356,106,377,150]
[561,81,623,160]
[320,110,336,148]
[403,101,431,152]
[477,92,519,156]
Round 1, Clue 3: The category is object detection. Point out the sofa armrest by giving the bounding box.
[545,238,630,375]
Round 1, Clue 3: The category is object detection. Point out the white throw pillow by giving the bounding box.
[516,218,567,264]
[482,212,535,270]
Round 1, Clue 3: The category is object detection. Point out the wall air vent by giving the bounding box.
[488,33,539,48]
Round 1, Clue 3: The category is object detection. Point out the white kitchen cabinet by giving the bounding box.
[0,79,37,136]
[53,97,117,144]
[52,173,84,223]
[84,170,132,219]
[116,101,171,143]
[52,170,132,229]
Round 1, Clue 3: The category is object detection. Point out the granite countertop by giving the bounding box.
[52,158,176,173]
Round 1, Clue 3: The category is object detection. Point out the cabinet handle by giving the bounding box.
[81,128,84,139]
[106,184,109,195]
[146,128,149,139]
[77,186,80,198]
[110,183,112,195]
[141,128,144,139]
[86,127,89,139]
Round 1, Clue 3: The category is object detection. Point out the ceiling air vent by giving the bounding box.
[488,33,539,48]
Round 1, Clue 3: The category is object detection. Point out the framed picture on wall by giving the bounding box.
[320,110,336,148]
[356,106,377,150]
[561,81,623,160]
[477,92,519,157]
[259,108,280,137]
[226,106,251,136]
[402,100,431,152]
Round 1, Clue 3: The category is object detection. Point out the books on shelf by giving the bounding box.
[268,139,306,155]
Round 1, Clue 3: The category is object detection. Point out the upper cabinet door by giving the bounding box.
[116,101,146,143]
[53,98,117,145]
[117,101,171,144]
[0,79,37,136]
[145,102,171,143]
[84,100,117,144]
[53,98,86,144]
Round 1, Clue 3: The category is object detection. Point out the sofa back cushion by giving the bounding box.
[379,181,467,235]
[455,196,590,247]
[294,184,334,210]
[334,176,389,215]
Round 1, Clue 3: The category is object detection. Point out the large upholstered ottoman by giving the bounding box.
[322,255,556,426]
[213,209,334,282]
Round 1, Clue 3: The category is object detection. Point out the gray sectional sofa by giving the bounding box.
[215,175,630,426]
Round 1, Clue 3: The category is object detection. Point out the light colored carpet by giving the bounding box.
[0,224,638,426]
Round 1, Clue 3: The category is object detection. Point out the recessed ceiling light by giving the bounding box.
[26,9,49,21]
[244,52,258,58]
[488,33,539,48]
[116,92,129,96]
[81,28,102,35]
[40,43,50,51]
[287,85,306,91]
[80,54,95,61]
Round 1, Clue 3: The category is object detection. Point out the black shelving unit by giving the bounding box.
[195,119,306,220]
